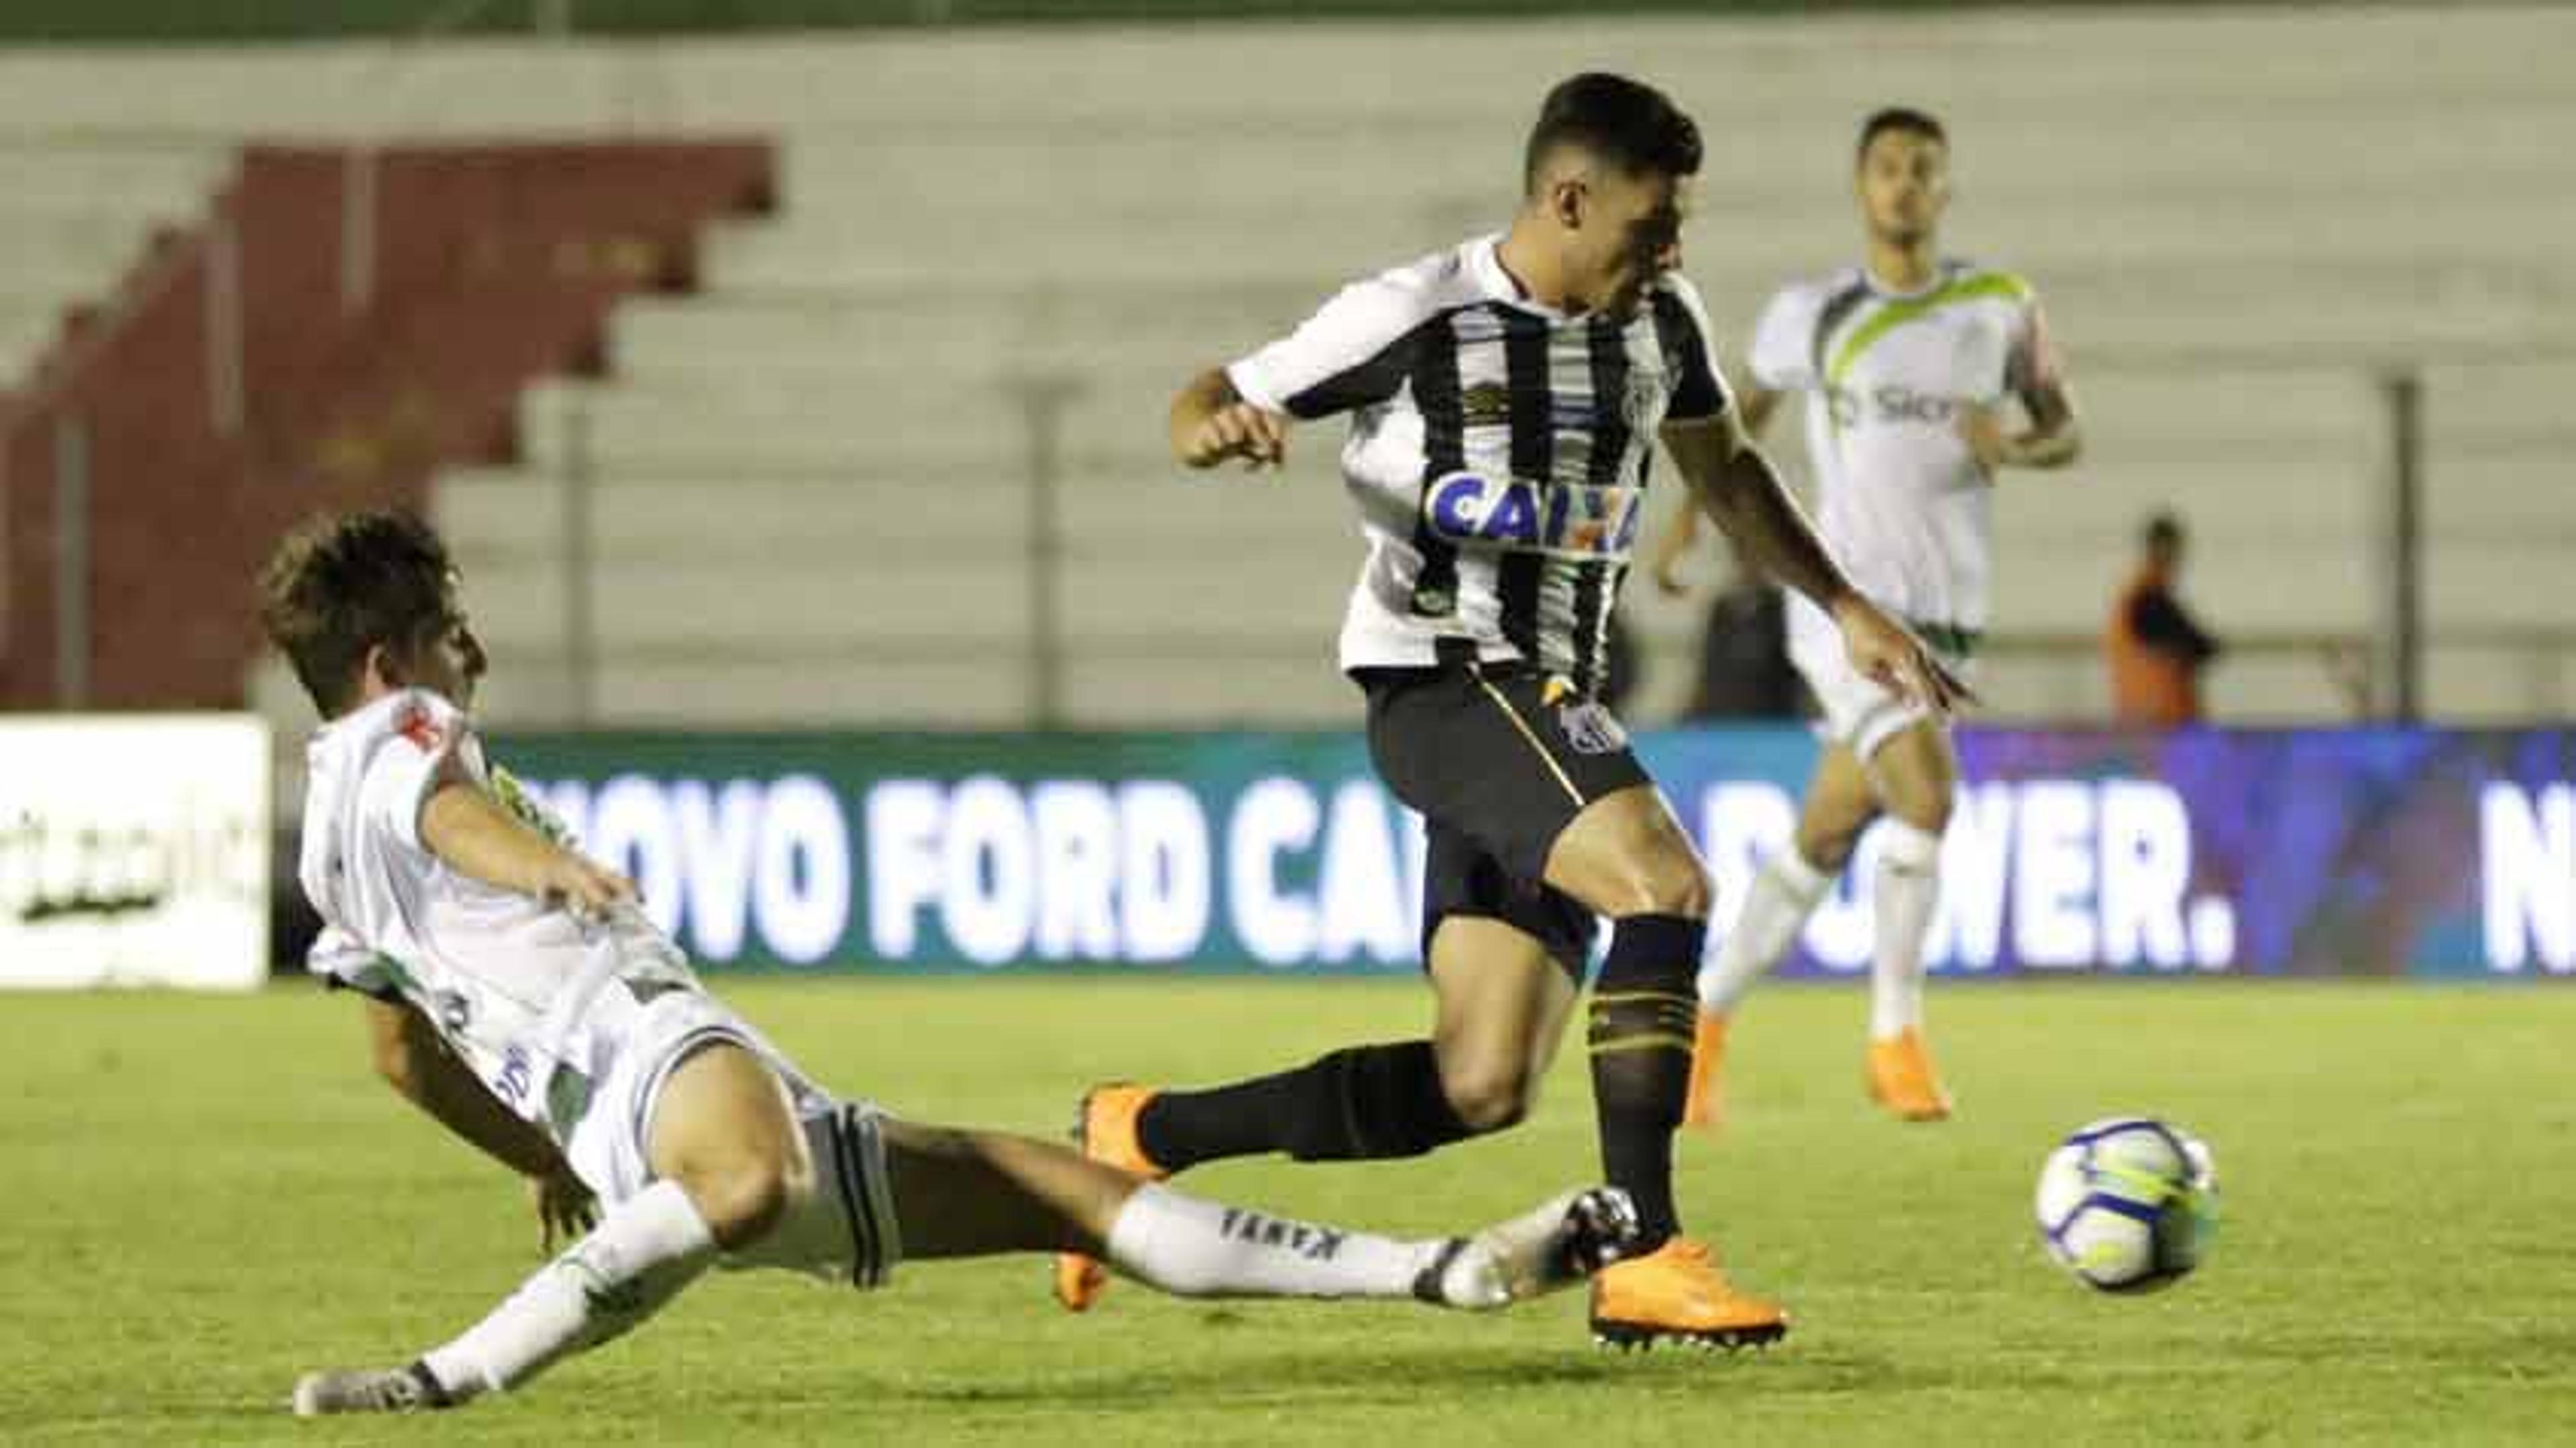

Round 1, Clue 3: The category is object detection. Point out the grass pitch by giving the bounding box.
[5,978,2572,1445]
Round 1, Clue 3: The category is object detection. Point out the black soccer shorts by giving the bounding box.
[1356,645,1652,980]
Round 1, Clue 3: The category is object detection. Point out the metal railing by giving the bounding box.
[525,342,2576,730]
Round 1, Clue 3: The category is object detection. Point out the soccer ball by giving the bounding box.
[2033,1117,2217,1292]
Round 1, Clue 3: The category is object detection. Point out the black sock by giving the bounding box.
[1588,913,1707,1251]
[1137,1041,1475,1172]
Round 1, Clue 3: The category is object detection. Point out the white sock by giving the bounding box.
[1870,821,1944,1041]
[422,1180,718,1398]
[1104,1182,1446,1301]
[1698,847,1833,1014]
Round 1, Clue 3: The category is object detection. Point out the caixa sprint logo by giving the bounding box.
[1424,472,1643,558]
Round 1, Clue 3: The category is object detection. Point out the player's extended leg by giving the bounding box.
[1542,784,1788,1350]
[1857,718,1958,1122]
[1686,742,1880,1127]
[292,1041,809,1415]
[886,1118,1635,1307]
[1049,911,1572,1311]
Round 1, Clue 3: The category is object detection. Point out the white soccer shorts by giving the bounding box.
[1786,594,1976,761]
[561,984,903,1290]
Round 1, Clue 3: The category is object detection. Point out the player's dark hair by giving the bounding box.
[1524,72,1702,195]
[2144,511,2186,552]
[1857,106,1947,164]
[258,510,455,715]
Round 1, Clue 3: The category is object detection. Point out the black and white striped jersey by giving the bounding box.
[1228,233,1731,692]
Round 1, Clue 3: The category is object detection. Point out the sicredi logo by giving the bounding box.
[1424,472,1643,558]
[1826,383,1963,430]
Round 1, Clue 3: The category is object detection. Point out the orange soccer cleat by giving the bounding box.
[1051,1082,1167,1312]
[1588,1237,1789,1351]
[1682,1010,1729,1131]
[1865,1027,1955,1122]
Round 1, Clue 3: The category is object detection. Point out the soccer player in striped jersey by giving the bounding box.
[1052,74,1965,1351]
[260,513,1640,1416]
[1673,107,2084,1127]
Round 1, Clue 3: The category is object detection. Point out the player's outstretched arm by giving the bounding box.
[1169,367,1287,470]
[365,998,596,1244]
[1652,376,1784,594]
[1662,415,1973,715]
[419,767,634,918]
[1659,413,1853,617]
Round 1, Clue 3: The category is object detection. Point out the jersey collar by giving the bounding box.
[1860,258,1958,301]
[1470,233,1581,321]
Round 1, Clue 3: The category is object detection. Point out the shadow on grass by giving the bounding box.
[764,1340,2100,1411]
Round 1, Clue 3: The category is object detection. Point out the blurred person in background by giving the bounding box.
[1652,508,1807,721]
[2106,511,2220,725]
[1061,72,1964,1353]
[261,512,1640,1417]
[1685,107,2082,1129]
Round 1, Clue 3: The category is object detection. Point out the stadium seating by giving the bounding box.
[0,144,229,386]
[2,7,2568,728]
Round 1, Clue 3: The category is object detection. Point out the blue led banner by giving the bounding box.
[490,727,2575,979]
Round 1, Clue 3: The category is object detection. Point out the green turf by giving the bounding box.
[5,980,2571,1445]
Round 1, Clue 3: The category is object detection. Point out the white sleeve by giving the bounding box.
[1747,286,1822,393]
[356,689,470,856]
[2005,291,2066,399]
[1226,268,1432,419]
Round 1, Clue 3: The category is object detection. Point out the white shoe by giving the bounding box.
[1419,1186,1644,1310]
[290,1361,453,1416]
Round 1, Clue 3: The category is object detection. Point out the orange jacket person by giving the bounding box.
[2108,513,2220,725]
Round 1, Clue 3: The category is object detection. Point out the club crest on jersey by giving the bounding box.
[1424,471,1642,559]
[1555,696,1629,755]
[394,699,447,754]
[1460,382,1512,426]
[1622,369,1669,428]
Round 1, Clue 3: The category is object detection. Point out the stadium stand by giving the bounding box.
[0,138,772,715]
[1,5,2568,731]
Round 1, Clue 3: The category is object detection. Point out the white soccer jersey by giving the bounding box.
[1228,233,1731,690]
[1748,260,2059,642]
[297,688,694,1143]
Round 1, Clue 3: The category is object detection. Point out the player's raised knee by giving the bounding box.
[1602,854,1713,919]
[1438,1060,1538,1133]
[680,1143,813,1250]
[1891,794,1954,836]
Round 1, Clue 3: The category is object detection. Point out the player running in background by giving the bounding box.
[1053,74,1964,1351]
[260,512,1638,1416]
[1672,107,2083,1128]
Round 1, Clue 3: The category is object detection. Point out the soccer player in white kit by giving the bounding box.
[259,512,1640,1416]
[1672,108,2083,1126]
